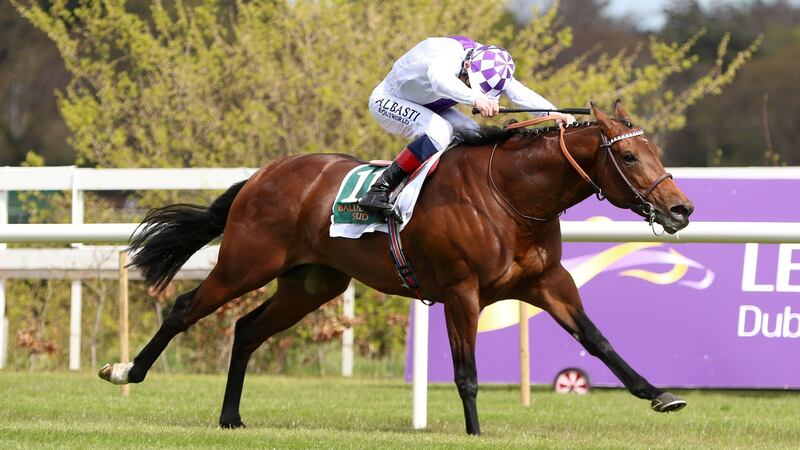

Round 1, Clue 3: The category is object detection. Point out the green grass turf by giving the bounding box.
[1,371,799,449]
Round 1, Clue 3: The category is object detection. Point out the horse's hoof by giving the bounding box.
[98,363,113,382]
[220,418,246,429]
[651,392,687,413]
[98,362,133,385]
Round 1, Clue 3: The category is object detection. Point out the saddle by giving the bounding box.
[329,148,446,238]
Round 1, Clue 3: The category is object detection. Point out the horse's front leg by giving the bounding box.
[442,290,481,435]
[524,264,686,413]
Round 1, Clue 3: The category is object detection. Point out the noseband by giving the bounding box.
[488,118,673,225]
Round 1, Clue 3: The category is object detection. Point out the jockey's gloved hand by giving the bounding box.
[474,96,500,117]
[555,113,577,125]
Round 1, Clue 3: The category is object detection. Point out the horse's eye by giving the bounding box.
[622,153,637,164]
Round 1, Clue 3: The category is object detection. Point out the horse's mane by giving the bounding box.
[457,121,598,147]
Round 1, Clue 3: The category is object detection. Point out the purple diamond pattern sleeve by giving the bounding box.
[448,35,477,50]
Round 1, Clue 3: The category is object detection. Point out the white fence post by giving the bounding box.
[342,282,355,378]
[0,279,6,370]
[119,252,130,396]
[69,173,83,371]
[0,316,6,370]
[412,300,429,429]
[0,189,7,369]
[69,281,82,370]
[519,301,530,406]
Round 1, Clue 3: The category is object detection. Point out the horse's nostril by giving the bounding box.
[670,203,693,220]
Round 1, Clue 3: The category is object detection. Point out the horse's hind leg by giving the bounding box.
[100,256,281,385]
[219,264,351,428]
[525,264,686,413]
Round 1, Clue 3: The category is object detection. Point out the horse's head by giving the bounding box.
[591,100,693,233]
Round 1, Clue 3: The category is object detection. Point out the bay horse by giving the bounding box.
[100,100,694,435]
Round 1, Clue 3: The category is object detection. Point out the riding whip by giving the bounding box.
[471,107,591,115]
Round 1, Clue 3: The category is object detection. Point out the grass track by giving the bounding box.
[1,371,799,449]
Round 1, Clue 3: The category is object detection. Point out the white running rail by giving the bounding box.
[0,166,256,370]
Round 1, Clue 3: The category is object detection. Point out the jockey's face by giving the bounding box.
[460,61,471,87]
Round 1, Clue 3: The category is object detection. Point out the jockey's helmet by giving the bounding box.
[467,45,515,100]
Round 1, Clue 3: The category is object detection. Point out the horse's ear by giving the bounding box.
[591,101,611,125]
[614,98,632,123]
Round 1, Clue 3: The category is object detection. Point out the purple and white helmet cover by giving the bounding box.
[467,45,515,100]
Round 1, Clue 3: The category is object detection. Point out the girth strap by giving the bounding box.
[387,217,433,305]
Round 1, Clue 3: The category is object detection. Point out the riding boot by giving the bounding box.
[358,160,409,214]
[359,135,438,219]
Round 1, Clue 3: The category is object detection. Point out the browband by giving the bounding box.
[600,129,645,148]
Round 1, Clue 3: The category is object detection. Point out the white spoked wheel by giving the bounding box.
[554,368,590,395]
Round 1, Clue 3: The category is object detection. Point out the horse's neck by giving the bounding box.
[493,125,603,220]
[555,125,605,209]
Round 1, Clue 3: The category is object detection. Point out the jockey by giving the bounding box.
[358,35,575,216]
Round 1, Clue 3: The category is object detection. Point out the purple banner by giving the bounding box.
[407,176,800,388]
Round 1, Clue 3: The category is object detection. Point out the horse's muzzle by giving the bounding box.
[670,202,694,224]
[654,201,694,234]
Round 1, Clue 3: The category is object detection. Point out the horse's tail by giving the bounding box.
[128,180,247,291]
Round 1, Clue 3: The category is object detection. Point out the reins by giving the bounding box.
[487,115,568,221]
[488,115,672,230]
[506,116,604,196]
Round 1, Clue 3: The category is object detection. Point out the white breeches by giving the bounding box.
[368,82,480,151]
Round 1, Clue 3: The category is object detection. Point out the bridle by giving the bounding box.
[598,130,673,227]
[488,117,673,228]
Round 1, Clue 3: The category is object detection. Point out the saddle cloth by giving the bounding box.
[329,151,444,239]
